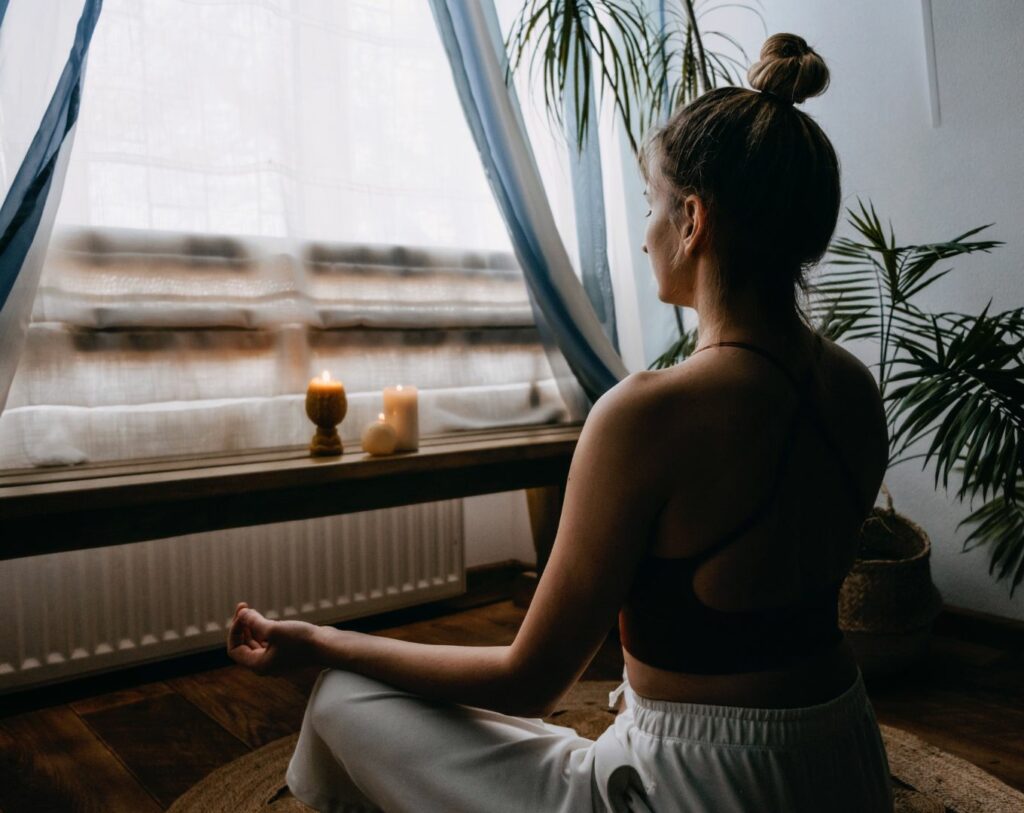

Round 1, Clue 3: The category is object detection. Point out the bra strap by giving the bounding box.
[691,339,809,393]
[687,360,817,566]
[690,333,865,516]
[674,334,861,605]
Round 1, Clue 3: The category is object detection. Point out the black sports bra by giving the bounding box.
[618,336,866,674]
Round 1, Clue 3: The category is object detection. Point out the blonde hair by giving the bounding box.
[640,33,839,315]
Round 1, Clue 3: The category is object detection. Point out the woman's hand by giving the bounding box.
[226,602,321,676]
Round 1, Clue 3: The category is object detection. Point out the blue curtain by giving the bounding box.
[0,0,101,311]
[565,53,619,355]
[429,0,628,416]
[0,0,102,413]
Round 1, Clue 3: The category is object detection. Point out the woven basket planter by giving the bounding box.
[839,487,944,678]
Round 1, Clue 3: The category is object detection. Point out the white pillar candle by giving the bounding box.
[362,413,398,456]
[382,384,419,451]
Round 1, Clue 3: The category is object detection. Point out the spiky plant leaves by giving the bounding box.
[813,202,1023,591]
[505,0,655,154]
[810,199,1002,397]
[504,1,758,157]
[647,325,699,369]
[958,482,1024,596]
[887,307,1024,498]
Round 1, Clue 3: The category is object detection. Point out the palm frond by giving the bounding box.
[504,0,655,154]
[958,481,1024,594]
[886,309,1024,504]
[647,325,699,369]
[505,1,760,156]
[812,202,1024,593]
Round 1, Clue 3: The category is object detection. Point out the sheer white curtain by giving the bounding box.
[0,0,583,469]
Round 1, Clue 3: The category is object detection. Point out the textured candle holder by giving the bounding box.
[305,387,347,456]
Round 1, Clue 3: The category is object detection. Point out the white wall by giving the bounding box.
[463,490,537,569]
[618,1,1024,618]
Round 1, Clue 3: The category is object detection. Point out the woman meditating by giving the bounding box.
[228,34,893,812]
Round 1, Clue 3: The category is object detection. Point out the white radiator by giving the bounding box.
[0,500,465,693]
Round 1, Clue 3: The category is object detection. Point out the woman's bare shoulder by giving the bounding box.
[595,367,721,416]
[816,336,886,422]
[585,367,729,464]
[817,335,889,471]
[580,373,676,461]
[818,335,880,392]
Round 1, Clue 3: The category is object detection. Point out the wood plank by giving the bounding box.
[71,683,249,808]
[873,689,1024,791]
[0,706,161,813]
[0,446,308,487]
[934,605,1024,652]
[0,424,580,558]
[169,667,309,748]
[867,635,1024,793]
[0,427,578,509]
[874,636,1024,715]
[0,423,580,491]
[69,682,176,716]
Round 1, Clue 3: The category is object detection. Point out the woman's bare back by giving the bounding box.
[624,330,888,708]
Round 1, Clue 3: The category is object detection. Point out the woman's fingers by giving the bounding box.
[227,614,247,650]
[227,602,249,648]
[238,608,274,641]
[226,603,278,674]
[227,641,263,670]
[227,603,271,648]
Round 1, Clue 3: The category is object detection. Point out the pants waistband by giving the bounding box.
[620,670,872,748]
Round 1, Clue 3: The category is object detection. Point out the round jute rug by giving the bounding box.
[168,681,1023,813]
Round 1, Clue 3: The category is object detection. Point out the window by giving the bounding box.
[0,0,573,469]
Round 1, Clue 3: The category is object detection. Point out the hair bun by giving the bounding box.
[747,33,829,104]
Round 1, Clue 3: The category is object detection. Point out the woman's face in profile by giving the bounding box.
[642,168,692,307]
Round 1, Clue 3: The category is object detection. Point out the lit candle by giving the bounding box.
[382,384,419,451]
[361,412,398,456]
[305,370,346,456]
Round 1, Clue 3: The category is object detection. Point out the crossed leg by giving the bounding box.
[285,669,602,813]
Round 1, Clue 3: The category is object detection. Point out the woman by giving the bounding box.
[228,34,894,812]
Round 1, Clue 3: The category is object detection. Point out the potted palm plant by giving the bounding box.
[809,202,1023,673]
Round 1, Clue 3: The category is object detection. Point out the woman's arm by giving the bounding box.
[229,603,522,708]
[229,372,673,717]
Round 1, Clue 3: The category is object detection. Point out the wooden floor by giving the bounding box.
[0,599,1021,812]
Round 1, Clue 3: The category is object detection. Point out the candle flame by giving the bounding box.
[396,384,403,391]
[378,412,386,422]
[320,370,331,382]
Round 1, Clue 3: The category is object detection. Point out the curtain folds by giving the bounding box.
[564,31,619,356]
[429,0,628,417]
[0,1,577,469]
[0,0,101,414]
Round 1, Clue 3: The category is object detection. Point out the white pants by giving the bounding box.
[286,668,893,812]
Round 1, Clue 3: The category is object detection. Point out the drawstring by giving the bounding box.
[608,665,629,711]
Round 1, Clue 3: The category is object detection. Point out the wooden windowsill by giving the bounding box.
[0,422,582,560]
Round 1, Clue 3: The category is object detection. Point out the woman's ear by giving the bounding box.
[678,194,707,254]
